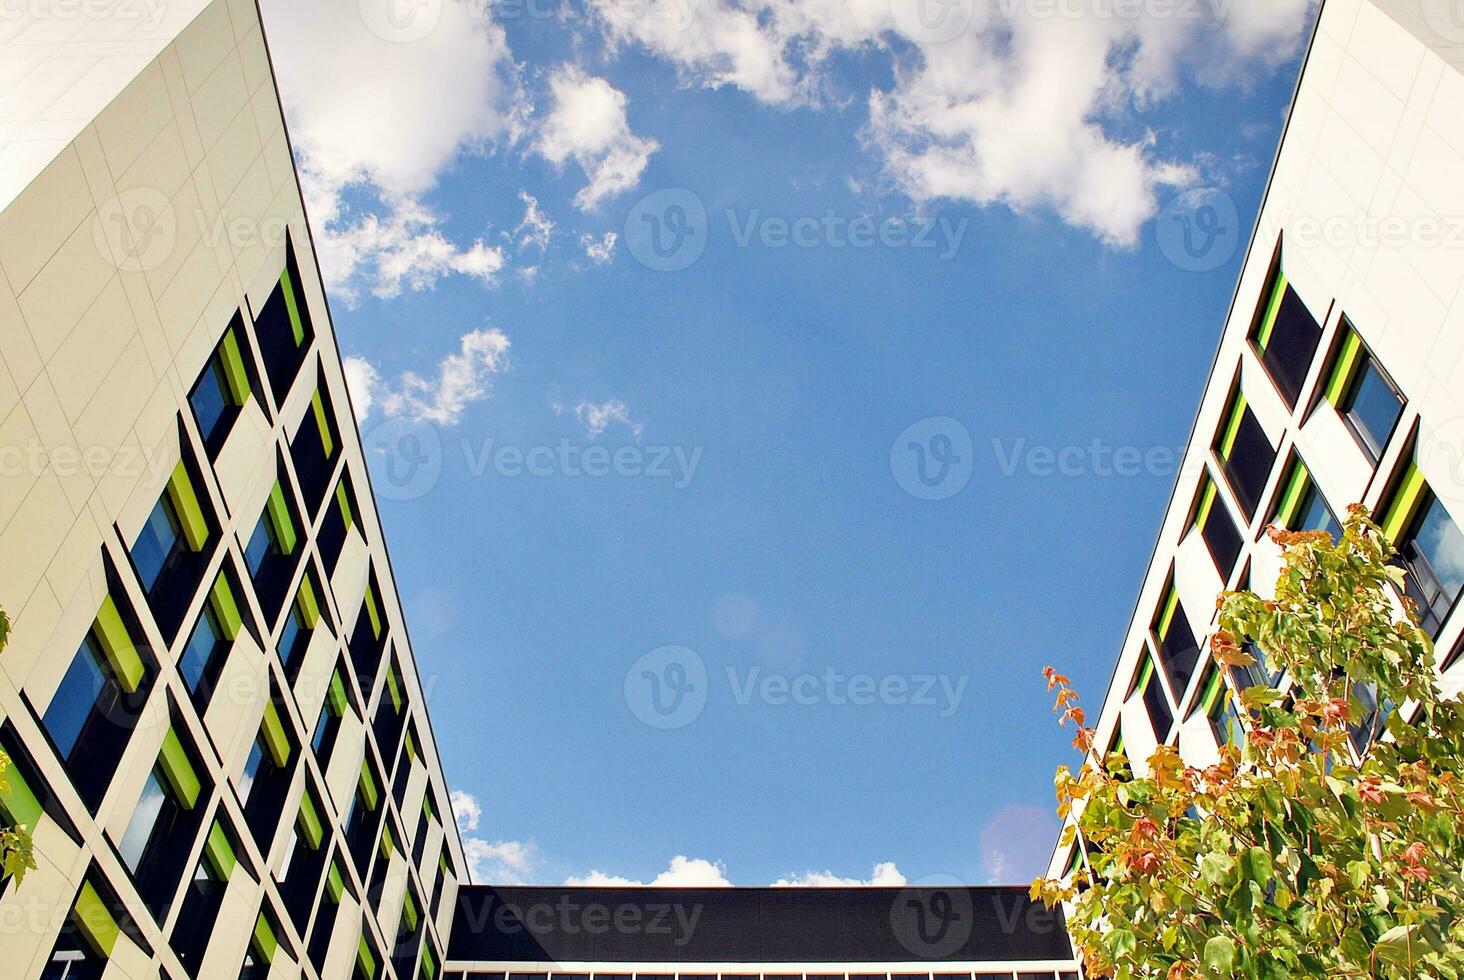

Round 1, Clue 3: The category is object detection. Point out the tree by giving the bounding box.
[1032,508,1464,978]
[0,606,37,884]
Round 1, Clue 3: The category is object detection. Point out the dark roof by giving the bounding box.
[448,886,1073,965]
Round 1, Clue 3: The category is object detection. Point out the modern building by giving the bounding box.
[0,2,1084,980]
[442,886,1079,980]
[0,1,466,977]
[1049,0,1464,882]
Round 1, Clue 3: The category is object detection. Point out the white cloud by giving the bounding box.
[771,861,907,887]
[260,0,521,298]
[588,0,1315,244]
[567,856,732,887]
[356,328,511,426]
[580,231,619,264]
[536,66,660,210]
[514,191,555,252]
[342,355,379,422]
[574,399,642,439]
[452,790,538,884]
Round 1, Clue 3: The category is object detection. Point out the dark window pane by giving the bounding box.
[1201,498,1242,575]
[190,359,230,446]
[42,638,108,760]
[1344,359,1402,459]
[1158,608,1201,696]
[132,497,181,593]
[1221,408,1275,518]
[1257,286,1321,406]
[244,519,272,576]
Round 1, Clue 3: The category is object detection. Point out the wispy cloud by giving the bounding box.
[452,791,538,884]
[580,231,618,265]
[770,862,906,887]
[513,191,555,252]
[536,66,659,210]
[575,399,642,439]
[350,328,511,426]
[566,856,732,887]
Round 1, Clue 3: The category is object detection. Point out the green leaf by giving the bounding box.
[1202,935,1236,975]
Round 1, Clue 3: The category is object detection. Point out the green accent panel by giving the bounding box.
[329,671,348,717]
[298,792,324,849]
[336,481,355,530]
[1217,393,1248,460]
[72,882,120,958]
[280,270,306,346]
[1113,733,1126,758]
[364,584,382,640]
[261,702,292,767]
[92,596,143,694]
[158,728,200,809]
[252,913,278,964]
[360,762,380,811]
[387,668,403,714]
[1155,587,1179,641]
[205,820,237,880]
[422,794,434,823]
[405,731,418,761]
[1275,460,1311,529]
[1136,658,1155,695]
[1254,273,1288,350]
[209,575,242,641]
[311,390,336,458]
[219,329,252,405]
[422,944,437,980]
[357,936,378,980]
[402,891,419,932]
[1201,670,1226,714]
[1381,463,1428,545]
[1324,329,1363,406]
[0,760,43,832]
[1194,479,1218,532]
[266,482,297,555]
[167,461,209,552]
[297,575,321,629]
[379,825,395,860]
[326,861,345,903]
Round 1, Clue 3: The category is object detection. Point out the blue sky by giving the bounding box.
[258,0,1316,886]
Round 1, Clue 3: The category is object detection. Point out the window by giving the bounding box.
[1250,267,1321,407]
[292,383,341,509]
[348,760,385,868]
[239,698,297,848]
[356,930,381,980]
[42,596,151,811]
[132,496,182,594]
[319,475,360,574]
[1270,456,1339,538]
[1213,388,1276,519]
[242,910,282,980]
[1192,473,1242,577]
[189,318,255,454]
[43,879,126,980]
[1324,326,1403,461]
[280,570,324,677]
[119,726,209,914]
[350,576,388,689]
[314,668,350,762]
[1152,583,1201,696]
[116,772,167,872]
[172,856,228,973]
[1131,655,1173,742]
[1382,463,1464,636]
[414,792,435,859]
[307,857,347,970]
[281,788,330,932]
[245,476,302,618]
[255,242,316,404]
[1193,667,1238,746]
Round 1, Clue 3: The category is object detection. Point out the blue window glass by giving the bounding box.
[179,607,222,695]
[1299,488,1340,539]
[278,603,305,668]
[312,706,331,756]
[132,496,181,593]
[118,771,167,872]
[1344,358,1402,459]
[42,637,108,761]
[190,359,230,446]
[239,739,265,806]
[1415,497,1464,600]
[244,518,273,577]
